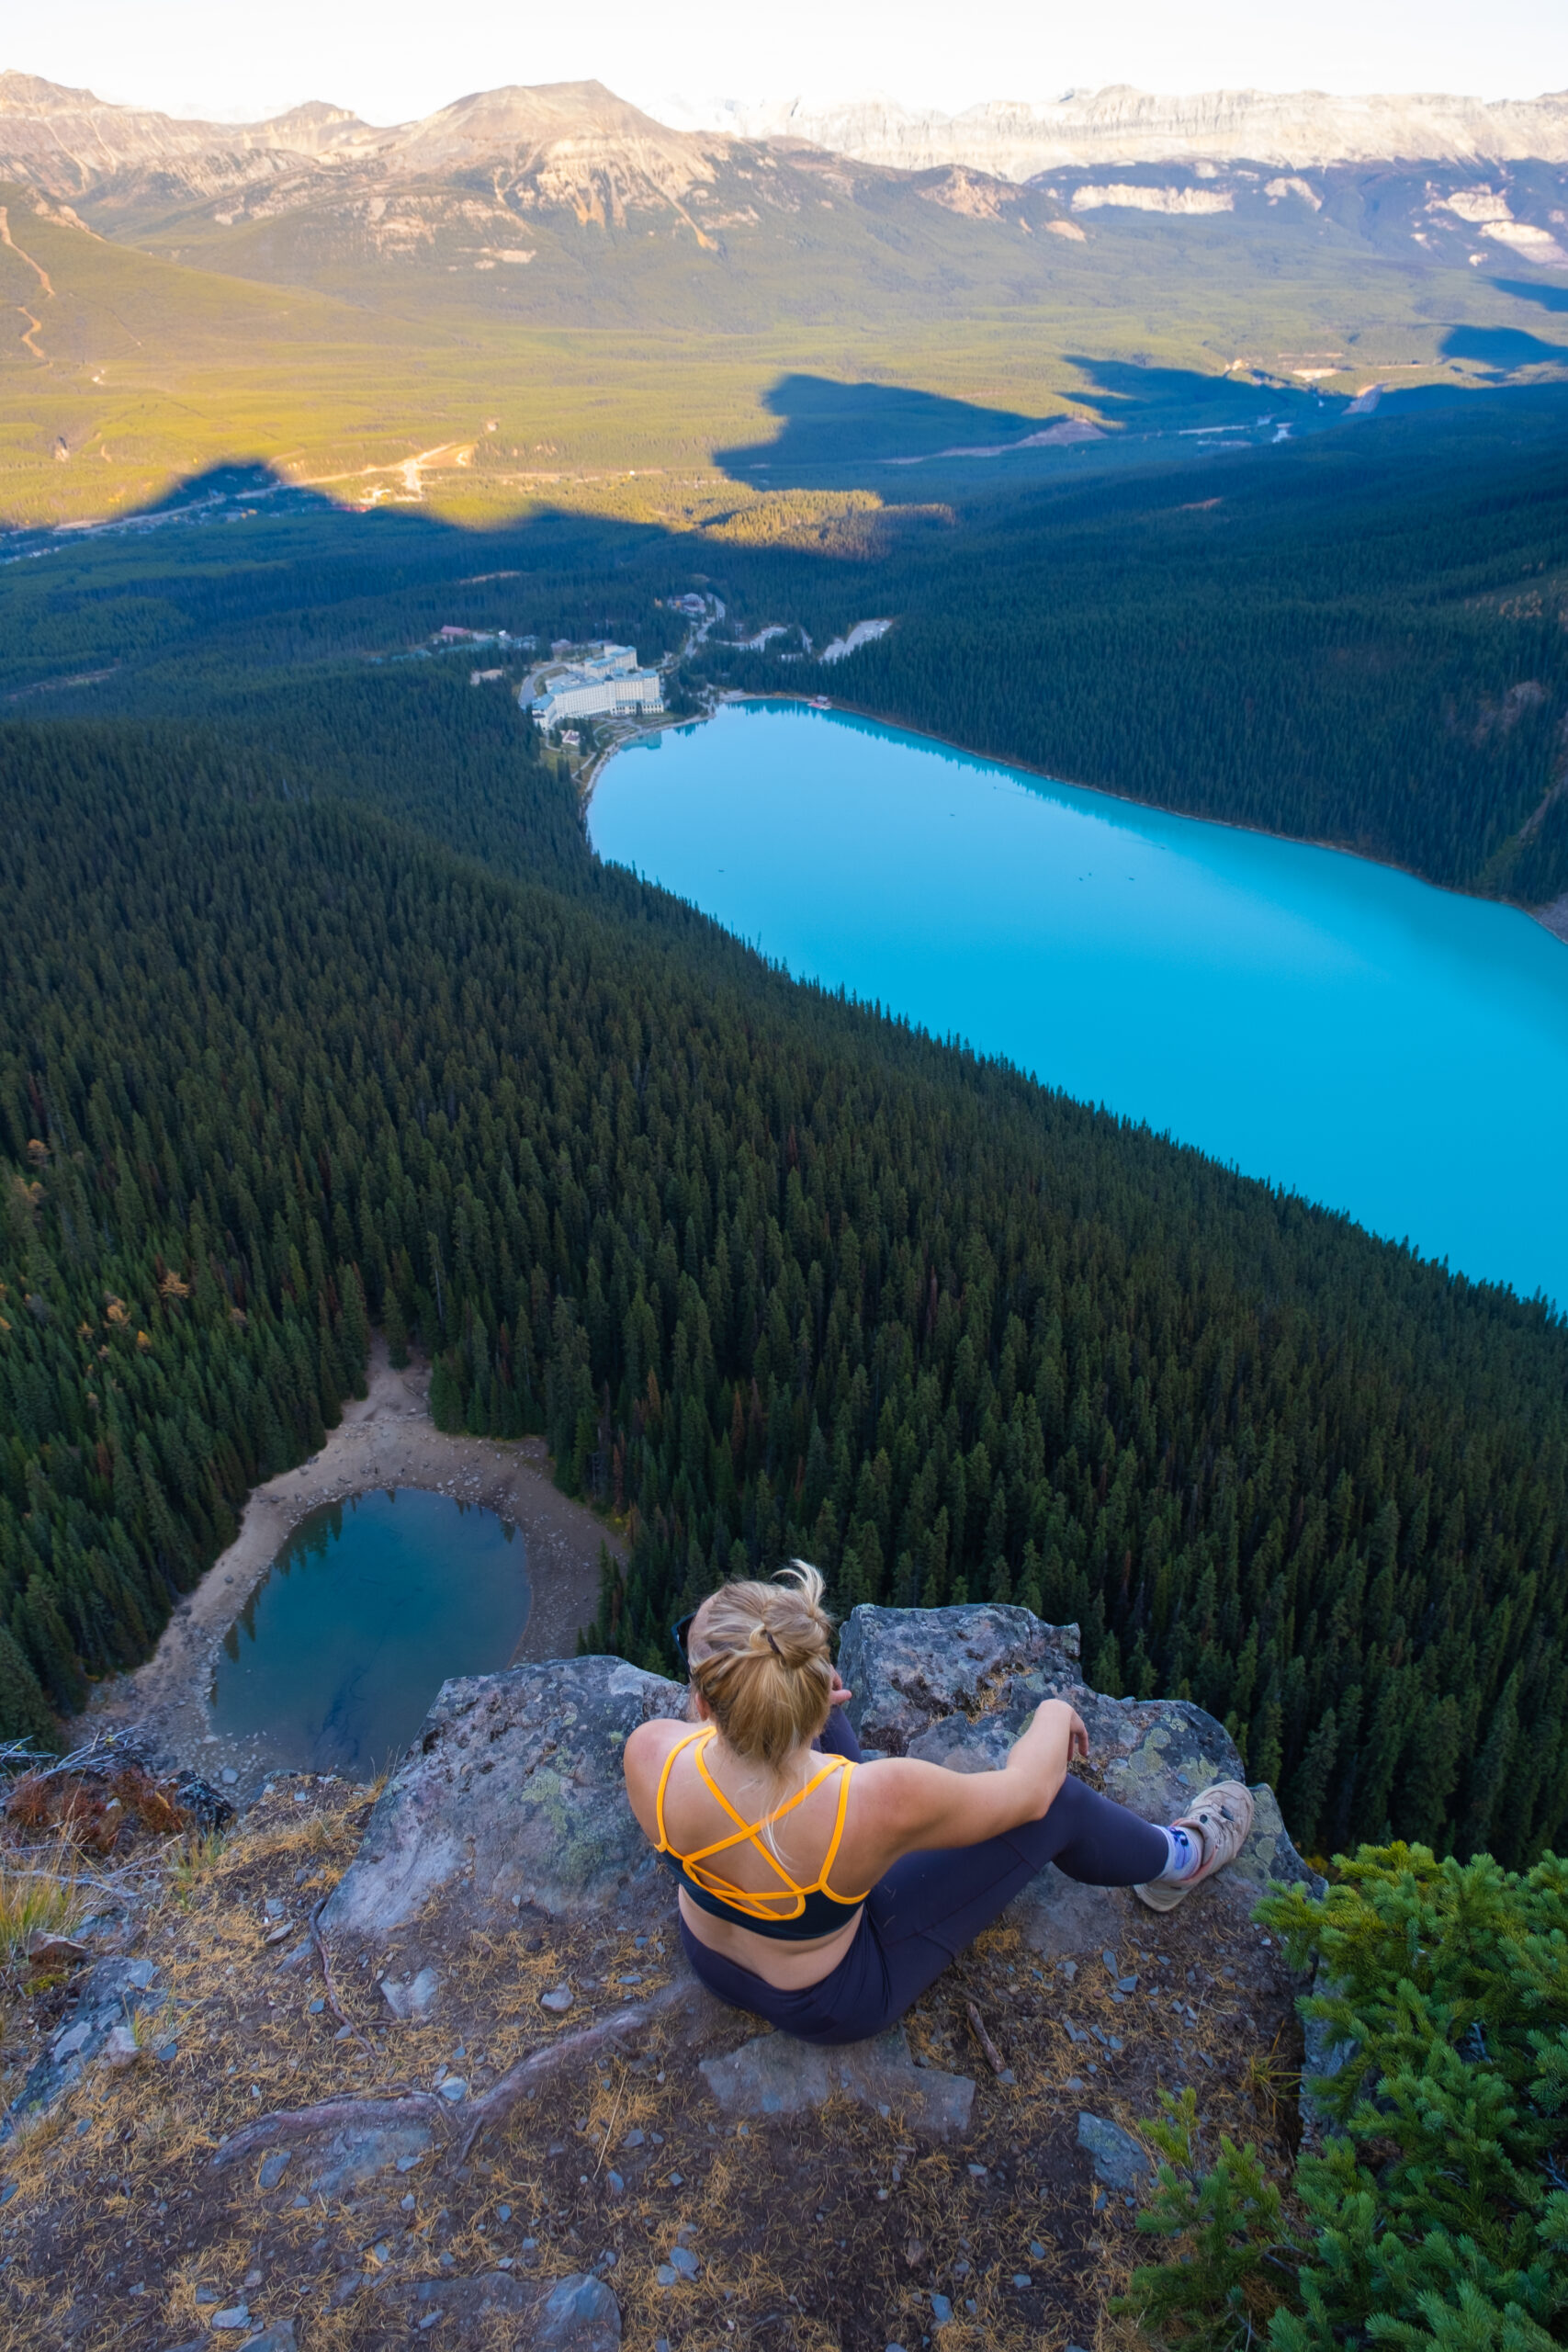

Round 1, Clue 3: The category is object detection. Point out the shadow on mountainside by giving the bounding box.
[1442,322,1568,371]
[4,364,1568,714]
[714,361,1325,488]
[1488,276,1568,316]
[711,357,1568,492]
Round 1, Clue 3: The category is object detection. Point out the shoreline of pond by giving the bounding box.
[85,1339,626,1795]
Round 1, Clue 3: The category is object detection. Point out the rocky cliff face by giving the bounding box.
[6,70,1567,226]
[0,72,377,197]
[2,1603,1321,2352]
[0,74,734,228]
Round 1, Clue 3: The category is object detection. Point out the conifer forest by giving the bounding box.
[5,560,1568,1871]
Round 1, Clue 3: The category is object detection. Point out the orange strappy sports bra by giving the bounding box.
[654,1726,871,1942]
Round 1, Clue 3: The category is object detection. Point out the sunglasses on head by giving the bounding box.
[671,1611,696,1668]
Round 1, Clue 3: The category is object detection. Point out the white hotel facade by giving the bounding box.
[527,643,663,730]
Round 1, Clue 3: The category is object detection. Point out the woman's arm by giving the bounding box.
[847,1701,1090,1871]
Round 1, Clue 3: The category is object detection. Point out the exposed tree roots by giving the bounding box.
[211,1986,683,2176]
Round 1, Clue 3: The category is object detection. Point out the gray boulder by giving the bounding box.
[699,2025,975,2135]
[381,1964,440,2019]
[1077,2111,1151,2189]
[321,1655,686,1939]
[306,2119,434,2197]
[840,1603,1321,1947]
[840,1604,1079,1753]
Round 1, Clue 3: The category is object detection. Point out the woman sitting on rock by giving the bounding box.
[623,1564,1253,2047]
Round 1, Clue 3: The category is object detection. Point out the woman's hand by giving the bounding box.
[828,1669,852,1710]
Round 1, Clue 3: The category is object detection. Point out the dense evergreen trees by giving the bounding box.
[690,409,1568,903]
[4,688,1568,1871]
[8,406,1567,906]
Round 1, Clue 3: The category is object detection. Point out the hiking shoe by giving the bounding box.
[1134,1781,1256,1913]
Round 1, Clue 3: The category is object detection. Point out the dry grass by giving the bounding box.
[0,1834,87,1969]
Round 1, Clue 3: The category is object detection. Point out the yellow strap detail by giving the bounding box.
[816,1758,872,1905]
[660,1727,872,1917]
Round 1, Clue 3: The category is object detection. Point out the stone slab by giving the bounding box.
[1077,2110,1151,2188]
[308,2119,434,2197]
[699,2025,975,2135]
[382,1964,439,2019]
[377,2270,619,2349]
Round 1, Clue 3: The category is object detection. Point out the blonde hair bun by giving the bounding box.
[689,1562,836,1770]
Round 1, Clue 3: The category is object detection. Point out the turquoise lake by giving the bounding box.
[590,700,1568,1309]
[209,1489,530,1776]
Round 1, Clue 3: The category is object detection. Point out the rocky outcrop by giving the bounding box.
[3,1956,167,2133]
[838,1600,1080,1748]
[842,1600,1319,1958]
[319,1653,686,1940]
[4,1607,1324,2352]
[326,1601,1315,1968]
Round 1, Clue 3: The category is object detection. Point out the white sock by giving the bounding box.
[1157,1826,1202,1883]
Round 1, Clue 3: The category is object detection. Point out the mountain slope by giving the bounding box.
[0,70,372,194]
[4,71,1567,293]
[0,73,1564,535]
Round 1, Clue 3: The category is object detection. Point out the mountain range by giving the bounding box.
[2,68,1566,535]
[698,85,1568,175]
[3,70,1567,277]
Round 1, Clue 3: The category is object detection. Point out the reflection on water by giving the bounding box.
[210,1487,530,1778]
[592,701,1568,1307]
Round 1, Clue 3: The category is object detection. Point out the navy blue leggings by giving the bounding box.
[676,1709,1169,2046]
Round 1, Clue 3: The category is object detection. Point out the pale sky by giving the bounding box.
[11,0,1565,126]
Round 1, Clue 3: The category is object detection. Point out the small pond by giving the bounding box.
[209,1488,531,1778]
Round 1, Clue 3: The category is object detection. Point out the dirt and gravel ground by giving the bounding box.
[0,1772,1304,2352]
[85,1343,624,1796]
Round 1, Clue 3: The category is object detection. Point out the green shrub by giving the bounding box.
[1112,2086,1291,2351]
[1123,1845,1568,2352]
[1258,1843,1568,2352]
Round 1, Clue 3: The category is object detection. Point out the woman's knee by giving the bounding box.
[814,1707,863,1763]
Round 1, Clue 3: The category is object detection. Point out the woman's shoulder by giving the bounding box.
[624,1714,698,1777]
